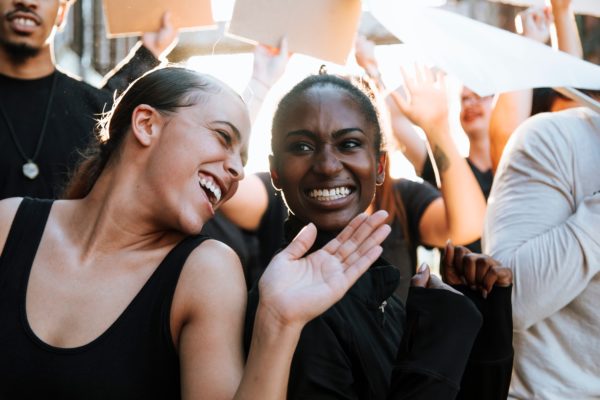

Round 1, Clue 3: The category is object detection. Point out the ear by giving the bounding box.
[55,1,71,31]
[376,152,387,186]
[269,155,282,190]
[131,104,162,147]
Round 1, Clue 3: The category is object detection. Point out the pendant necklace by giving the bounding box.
[0,71,58,180]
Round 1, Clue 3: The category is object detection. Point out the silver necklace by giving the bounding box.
[0,71,58,179]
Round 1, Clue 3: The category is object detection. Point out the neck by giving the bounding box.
[66,169,184,259]
[0,43,55,79]
[467,134,491,171]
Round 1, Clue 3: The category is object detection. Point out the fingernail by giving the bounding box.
[418,263,428,273]
[482,289,488,299]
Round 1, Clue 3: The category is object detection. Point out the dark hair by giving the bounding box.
[271,73,383,164]
[270,73,409,237]
[63,67,221,199]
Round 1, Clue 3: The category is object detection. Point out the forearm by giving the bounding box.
[428,126,486,244]
[552,4,583,57]
[486,194,600,331]
[386,94,428,174]
[242,77,272,125]
[489,90,533,172]
[235,304,302,400]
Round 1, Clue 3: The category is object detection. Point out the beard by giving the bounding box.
[0,37,41,62]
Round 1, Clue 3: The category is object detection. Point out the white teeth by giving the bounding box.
[199,177,222,204]
[308,186,351,201]
[15,18,35,26]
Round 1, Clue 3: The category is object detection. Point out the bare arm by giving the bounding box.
[391,67,486,247]
[242,38,290,125]
[177,211,391,398]
[219,173,269,231]
[550,0,583,57]
[354,36,428,174]
[489,1,582,172]
[219,41,290,230]
[489,7,551,172]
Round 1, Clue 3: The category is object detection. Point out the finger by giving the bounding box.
[414,63,424,85]
[278,36,289,57]
[441,239,454,281]
[481,269,499,299]
[322,213,368,254]
[161,11,172,28]
[462,253,479,289]
[389,88,409,115]
[340,223,391,267]
[329,210,389,262]
[453,246,471,283]
[410,263,430,287]
[423,65,434,83]
[343,245,383,287]
[280,223,317,260]
[475,256,493,287]
[399,67,415,96]
[492,266,513,287]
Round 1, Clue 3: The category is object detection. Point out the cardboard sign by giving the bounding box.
[102,0,215,38]
[370,1,600,96]
[227,0,362,65]
[488,0,600,17]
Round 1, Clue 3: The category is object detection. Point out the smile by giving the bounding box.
[307,186,351,202]
[199,176,222,205]
[12,17,36,27]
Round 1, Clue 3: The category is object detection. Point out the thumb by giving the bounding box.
[280,223,317,260]
[410,263,430,287]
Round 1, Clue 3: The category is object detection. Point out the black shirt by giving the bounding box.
[0,198,205,399]
[0,71,111,199]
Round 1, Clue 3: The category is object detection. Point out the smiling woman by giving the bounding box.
[0,66,392,399]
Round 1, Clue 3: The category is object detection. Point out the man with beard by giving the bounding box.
[0,0,175,199]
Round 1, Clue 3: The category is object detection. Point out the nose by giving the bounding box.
[224,153,244,182]
[13,0,38,8]
[313,146,343,176]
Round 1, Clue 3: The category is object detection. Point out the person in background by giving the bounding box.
[488,0,585,171]
[484,100,600,399]
[0,0,177,199]
[355,37,489,254]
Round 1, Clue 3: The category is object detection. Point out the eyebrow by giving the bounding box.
[213,121,242,142]
[285,127,365,140]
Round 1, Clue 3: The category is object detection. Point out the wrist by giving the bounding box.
[254,301,303,343]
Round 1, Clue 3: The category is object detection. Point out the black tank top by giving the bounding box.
[0,198,210,399]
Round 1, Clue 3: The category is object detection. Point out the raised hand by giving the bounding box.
[250,37,290,90]
[354,35,382,84]
[441,241,512,298]
[142,12,179,60]
[515,6,552,43]
[390,65,449,135]
[257,211,391,328]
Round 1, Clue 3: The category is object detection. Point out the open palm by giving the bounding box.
[258,211,391,326]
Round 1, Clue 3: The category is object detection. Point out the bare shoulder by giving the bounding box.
[0,198,24,255]
[175,238,247,318]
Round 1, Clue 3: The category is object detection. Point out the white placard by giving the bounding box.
[370,1,600,96]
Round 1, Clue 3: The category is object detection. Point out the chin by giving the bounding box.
[0,39,40,60]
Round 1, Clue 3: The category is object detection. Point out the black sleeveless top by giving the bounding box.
[0,198,209,399]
